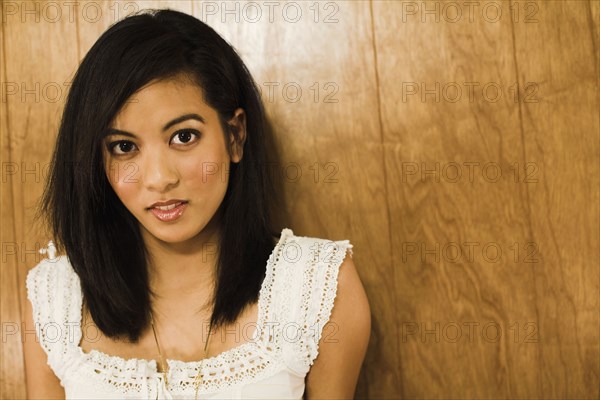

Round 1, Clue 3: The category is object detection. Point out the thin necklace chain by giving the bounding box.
[150,312,212,399]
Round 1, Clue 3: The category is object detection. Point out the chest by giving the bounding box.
[78,301,259,367]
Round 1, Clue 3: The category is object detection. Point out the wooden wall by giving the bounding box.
[1,1,598,398]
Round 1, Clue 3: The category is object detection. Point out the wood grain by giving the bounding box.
[512,1,599,397]
[372,0,598,398]
[2,2,80,398]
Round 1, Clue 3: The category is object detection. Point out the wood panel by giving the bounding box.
[2,1,81,398]
[373,0,598,398]
[512,1,598,396]
[0,14,22,397]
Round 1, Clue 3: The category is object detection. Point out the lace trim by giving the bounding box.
[26,262,53,366]
[294,237,354,370]
[26,256,77,382]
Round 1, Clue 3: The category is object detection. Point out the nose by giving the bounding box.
[142,149,179,193]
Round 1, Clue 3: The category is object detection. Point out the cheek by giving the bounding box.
[105,161,141,204]
[180,151,230,189]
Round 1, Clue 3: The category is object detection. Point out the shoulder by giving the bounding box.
[279,230,370,371]
[24,251,81,382]
[312,247,371,357]
[25,252,80,328]
[302,241,371,398]
[289,230,367,325]
[26,254,76,300]
[26,254,70,292]
[333,253,371,330]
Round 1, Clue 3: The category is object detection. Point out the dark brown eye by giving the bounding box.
[171,129,199,145]
[109,140,137,155]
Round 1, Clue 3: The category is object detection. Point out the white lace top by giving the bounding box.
[26,228,353,399]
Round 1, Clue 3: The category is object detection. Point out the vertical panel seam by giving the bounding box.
[1,13,26,399]
[1,4,19,311]
[368,0,402,395]
[508,0,542,396]
[585,0,599,83]
[75,2,81,61]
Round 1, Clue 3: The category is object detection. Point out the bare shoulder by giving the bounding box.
[305,252,371,399]
[333,253,371,332]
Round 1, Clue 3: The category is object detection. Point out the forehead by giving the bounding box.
[111,76,213,129]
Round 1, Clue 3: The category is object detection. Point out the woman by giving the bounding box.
[23,8,371,399]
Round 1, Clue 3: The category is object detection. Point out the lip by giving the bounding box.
[148,201,188,222]
[147,199,187,210]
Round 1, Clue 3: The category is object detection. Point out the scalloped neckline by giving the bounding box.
[74,228,293,375]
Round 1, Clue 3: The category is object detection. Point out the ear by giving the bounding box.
[228,108,247,163]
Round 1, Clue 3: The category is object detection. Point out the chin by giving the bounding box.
[141,220,205,245]
[152,231,194,244]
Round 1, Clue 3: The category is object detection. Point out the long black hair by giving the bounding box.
[35,8,279,343]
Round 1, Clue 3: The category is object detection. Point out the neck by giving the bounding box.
[142,212,223,310]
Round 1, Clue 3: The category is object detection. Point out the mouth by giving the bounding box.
[147,199,188,210]
[147,200,188,222]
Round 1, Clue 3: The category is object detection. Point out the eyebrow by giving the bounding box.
[105,113,205,138]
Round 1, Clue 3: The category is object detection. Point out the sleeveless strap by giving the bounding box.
[25,253,81,381]
[265,230,354,374]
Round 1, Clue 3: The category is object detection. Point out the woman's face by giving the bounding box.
[102,76,245,245]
